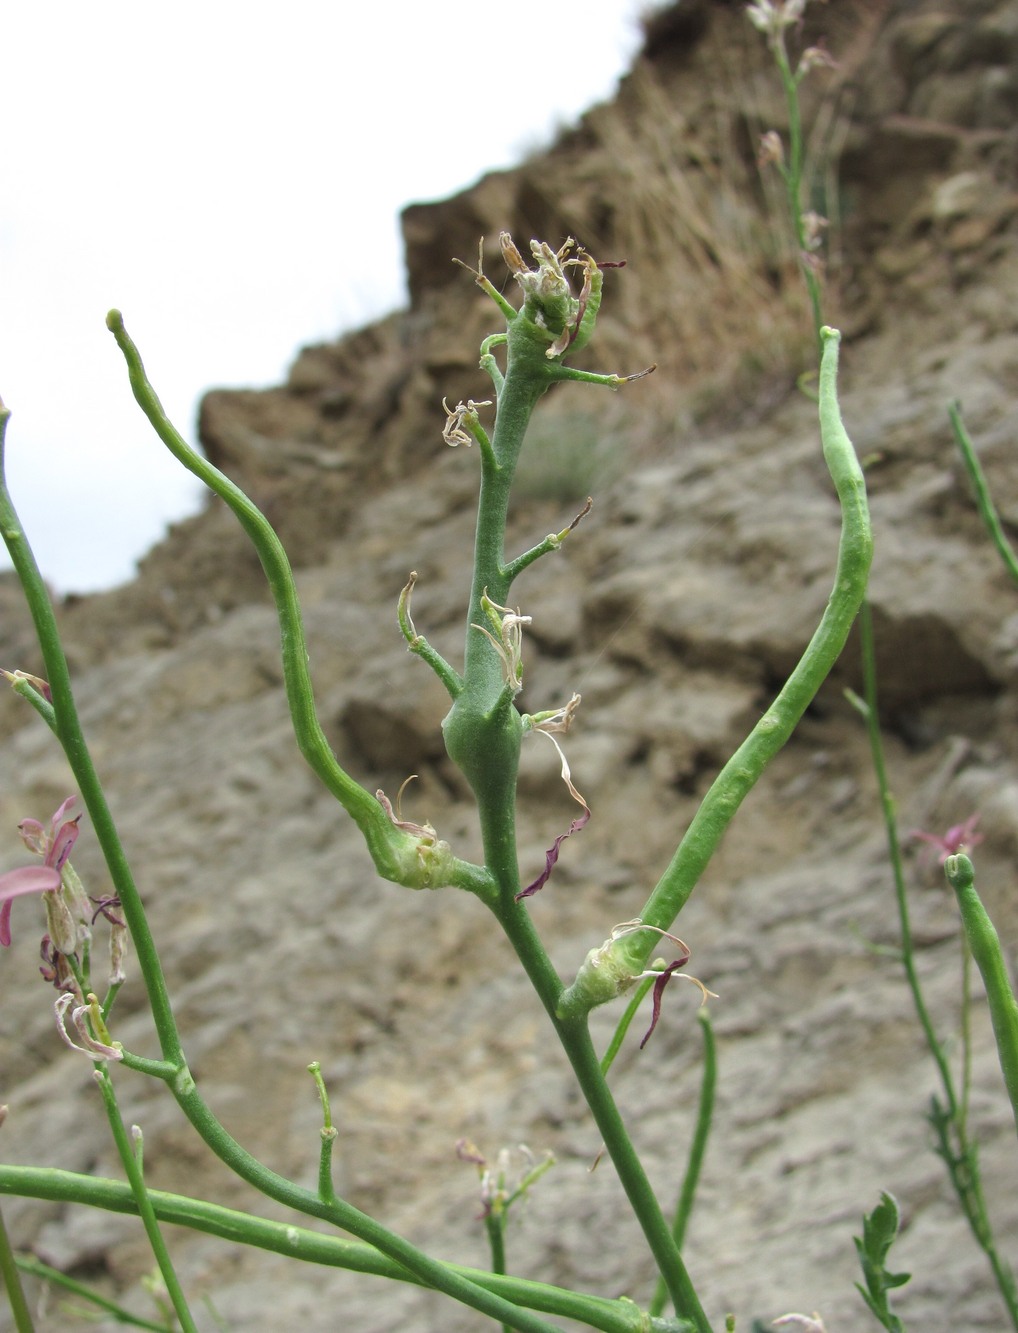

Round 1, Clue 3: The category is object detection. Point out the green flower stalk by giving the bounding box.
[747,0,837,352]
[440,236,651,831]
[411,236,712,1330]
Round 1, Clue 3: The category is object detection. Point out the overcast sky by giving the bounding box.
[1,2,645,594]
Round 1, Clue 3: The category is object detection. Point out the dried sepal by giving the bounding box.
[442,397,492,448]
[472,591,531,694]
[54,991,123,1061]
[518,696,590,899]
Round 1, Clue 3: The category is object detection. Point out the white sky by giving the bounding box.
[1,2,646,594]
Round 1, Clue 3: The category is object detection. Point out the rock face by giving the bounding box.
[3,1,1018,1329]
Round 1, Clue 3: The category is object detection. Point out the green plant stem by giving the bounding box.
[960,941,973,1137]
[489,871,712,1331]
[0,1167,694,1333]
[564,1018,712,1331]
[12,1256,170,1332]
[649,1010,716,1319]
[139,1054,563,1332]
[485,1213,507,1279]
[772,34,824,350]
[95,1070,197,1332]
[601,975,657,1076]
[0,400,184,1068]
[102,317,375,834]
[853,602,957,1113]
[397,573,463,700]
[0,1201,34,1333]
[307,1062,338,1205]
[945,854,1018,1138]
[636,325,868,936]
[948,401,1018,586]
[855,604,1018,1330]
[441,344,546,824]
[485,1213,511,1333]
[503,497,592,583]
[928,1099,1018,1328]
[437,272,713,1330]
[3,675,56,732]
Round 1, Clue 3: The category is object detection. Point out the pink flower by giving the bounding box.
[0,865,62,946]
[18,795,80,867]
[1,797,82,949]
[909,813,983,864]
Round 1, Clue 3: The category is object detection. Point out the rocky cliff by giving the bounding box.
[3,1,1018,1329]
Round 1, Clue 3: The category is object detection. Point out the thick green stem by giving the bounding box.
[485,1213,511,1333]
[0,1167,693,1333]
[442,250,713,1330]
[493,898,711,1331]
[441,342,544,822]
[564,1016,713,1331]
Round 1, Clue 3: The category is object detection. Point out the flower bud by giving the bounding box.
[758,130,784,168]
[108,916,128,986]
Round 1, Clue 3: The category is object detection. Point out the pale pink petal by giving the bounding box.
[0,866,61,946]
[48,818,80,872]
[17,818,46,855]
[50,796,77,826]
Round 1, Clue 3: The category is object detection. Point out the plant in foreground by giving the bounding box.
[0,214,872,1331]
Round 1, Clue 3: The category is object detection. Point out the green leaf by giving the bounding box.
[854,1192,910,1331]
